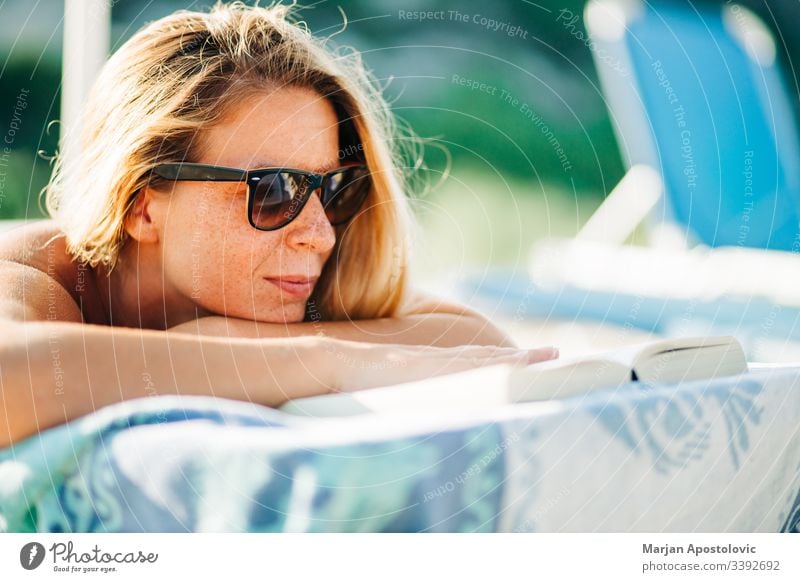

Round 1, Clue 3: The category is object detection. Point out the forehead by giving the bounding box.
[198,86,341,171]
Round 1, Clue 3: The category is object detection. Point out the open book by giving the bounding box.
[279,335,748,417]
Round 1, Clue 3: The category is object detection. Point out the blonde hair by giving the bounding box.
[44,0,418,321]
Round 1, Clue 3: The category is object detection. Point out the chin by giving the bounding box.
[250,305,307,324]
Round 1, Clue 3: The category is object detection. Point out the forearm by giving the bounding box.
[171,313,518,348]
[0,320,330,447]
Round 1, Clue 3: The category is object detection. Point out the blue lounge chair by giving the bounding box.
[585,0,800,250]
[457,1,800,357]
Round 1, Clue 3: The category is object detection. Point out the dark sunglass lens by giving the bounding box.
[323,166,371,225]
[251,173,309,229]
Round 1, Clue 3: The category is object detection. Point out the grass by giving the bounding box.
[408,166,605,285]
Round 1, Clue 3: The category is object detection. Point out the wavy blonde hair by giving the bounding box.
[44,0,419,321]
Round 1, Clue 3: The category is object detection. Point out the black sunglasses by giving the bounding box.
[151,162,371,231]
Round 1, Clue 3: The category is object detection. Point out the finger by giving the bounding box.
[526,347,559,364]
[466,349,531,368]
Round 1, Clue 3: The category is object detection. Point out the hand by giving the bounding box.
[322,339,559,393]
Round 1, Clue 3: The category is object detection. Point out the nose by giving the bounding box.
[284,188,336,252]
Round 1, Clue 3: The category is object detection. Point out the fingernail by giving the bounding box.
[537,346,559,360]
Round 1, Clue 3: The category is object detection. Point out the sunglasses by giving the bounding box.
[151,162,371,231]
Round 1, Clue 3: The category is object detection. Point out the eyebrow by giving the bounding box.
[252,160,340,173]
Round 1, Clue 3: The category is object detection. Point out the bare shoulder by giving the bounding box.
[402,286,485,318]
[402,286,518,348]
[0,259,84,323]
[0,220,84,323]
[0,219,68,265]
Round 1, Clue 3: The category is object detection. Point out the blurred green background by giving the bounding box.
[1,0,799,270]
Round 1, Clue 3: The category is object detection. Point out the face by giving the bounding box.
[149,86,341,323]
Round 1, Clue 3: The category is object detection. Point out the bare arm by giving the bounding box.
[0,320,552,448]
[0,264,554,448]
[169,290,518,348]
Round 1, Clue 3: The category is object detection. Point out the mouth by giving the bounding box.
[263,275,319,298]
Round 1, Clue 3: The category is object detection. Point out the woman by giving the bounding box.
[0,2,557,447]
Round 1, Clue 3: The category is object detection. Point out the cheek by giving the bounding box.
[160,189,300,319]
[162,185,241,299]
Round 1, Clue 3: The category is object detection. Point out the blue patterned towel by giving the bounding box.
[1,365,798,532]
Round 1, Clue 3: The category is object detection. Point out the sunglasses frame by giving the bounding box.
[151,162,370,231]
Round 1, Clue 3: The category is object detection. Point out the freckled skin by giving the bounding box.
[148,86,340,324]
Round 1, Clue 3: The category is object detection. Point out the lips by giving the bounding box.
[264,275,319,298]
